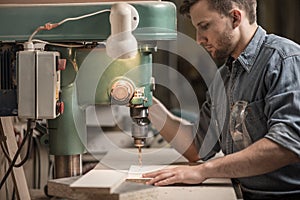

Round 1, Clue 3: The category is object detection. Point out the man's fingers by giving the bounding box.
[143,168,170,178]
[143,170,162,178]
[145,172,174,185]
[155,176,177,186]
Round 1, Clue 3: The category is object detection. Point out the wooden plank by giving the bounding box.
[0,155,14,200]
[48,171,236,200]
[0,117,31,200]
[127,165,169,183]
[49,148,236,199]
[48,176,156,200]
[48,176,79,198]
[48,176,119,200]
[70,170,127,194]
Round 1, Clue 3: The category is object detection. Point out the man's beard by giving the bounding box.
[213,29,234,61]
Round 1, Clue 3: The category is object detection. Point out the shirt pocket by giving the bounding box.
[245,99,268,142]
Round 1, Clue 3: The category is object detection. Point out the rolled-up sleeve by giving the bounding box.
[264,55,300,157]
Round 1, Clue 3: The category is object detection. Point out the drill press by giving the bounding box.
[0,1,176,179]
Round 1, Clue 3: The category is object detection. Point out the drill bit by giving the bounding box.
[138,146,142,167]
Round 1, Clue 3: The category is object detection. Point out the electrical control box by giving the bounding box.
[17,50,62,119]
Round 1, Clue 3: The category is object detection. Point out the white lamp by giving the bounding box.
[106,3,140,59]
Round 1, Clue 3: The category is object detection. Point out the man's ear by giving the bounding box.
[230,9,242,28]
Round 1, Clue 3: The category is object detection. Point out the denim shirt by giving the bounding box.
[196,26,300,197]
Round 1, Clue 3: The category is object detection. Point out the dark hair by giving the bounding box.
[179,0,257,24]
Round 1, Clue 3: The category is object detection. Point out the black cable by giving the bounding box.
[35,122,48,135]
[4,160,9,200]
[33,137,37,188]
[11,187,15,200]
[34,121,47,188]
[0,134,12,163]
[14,131,33,168]
[34,136,41,189]
[0,126,33,168]
[0,119,35,190]
[0,142,12,162]
[15,120,46,167]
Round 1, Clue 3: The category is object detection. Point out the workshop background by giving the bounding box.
[0,0,299,199]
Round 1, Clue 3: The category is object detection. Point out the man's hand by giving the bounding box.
[142,165,206,186]
[142,138,300,187]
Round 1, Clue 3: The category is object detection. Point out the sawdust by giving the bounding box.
[138,146,142,166]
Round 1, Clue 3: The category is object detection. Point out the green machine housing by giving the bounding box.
[0,1,176,178]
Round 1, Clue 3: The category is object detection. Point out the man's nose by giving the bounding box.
[196,32,207,45]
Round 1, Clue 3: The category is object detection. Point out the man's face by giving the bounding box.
[190,0,237,60]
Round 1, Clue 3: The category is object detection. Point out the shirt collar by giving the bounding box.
[236,26,266,73]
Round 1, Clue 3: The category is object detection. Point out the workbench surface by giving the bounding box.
[48,148,238,200]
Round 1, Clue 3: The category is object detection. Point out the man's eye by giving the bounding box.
[200,23,209,30]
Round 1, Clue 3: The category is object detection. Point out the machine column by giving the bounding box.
[54,155,81,178]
